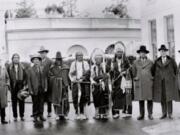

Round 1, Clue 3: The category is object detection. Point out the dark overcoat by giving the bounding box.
[153,56,179,102]
[41,57,53,101]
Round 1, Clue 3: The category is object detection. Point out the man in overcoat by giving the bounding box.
[153,44,178,119]
[132,45,154,120]
[28,54,47,122]
[38,46,53,117]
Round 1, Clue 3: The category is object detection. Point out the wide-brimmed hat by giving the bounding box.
[137,45,149,54]
[53,51,63,59]
[38,46,49,53]
[30,54,42,62]
[158,44,168,51]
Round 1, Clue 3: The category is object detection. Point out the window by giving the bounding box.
[165,15,175,58]
[149,20,157,60]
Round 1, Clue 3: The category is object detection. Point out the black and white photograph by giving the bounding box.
[0,0,180,135]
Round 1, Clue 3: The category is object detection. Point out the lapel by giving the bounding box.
[137,58,151,68]
[156,56,171,67]
[142,59,151,68]
[32,65,39,77]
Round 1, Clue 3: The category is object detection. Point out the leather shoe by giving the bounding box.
[160,114,167,119]
[1,120,8,124]
[148,115,154,120]
[137,115,144,120]
[21,117,25,121]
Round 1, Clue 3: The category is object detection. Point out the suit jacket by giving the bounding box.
[28,65,47,95]
[41,57,53,77]
[7,63,27,90]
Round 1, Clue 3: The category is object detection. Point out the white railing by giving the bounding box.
[6,17,140,31]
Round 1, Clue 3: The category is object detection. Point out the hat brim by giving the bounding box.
[38,50,49,53]
[158,48,168,51]
[137,50,149,54]
[31,57,42,62]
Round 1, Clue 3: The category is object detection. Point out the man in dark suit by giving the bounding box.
[38,46,53,117]
[7,53,27,121]
[28,54,47,122]
[153,45,178,119]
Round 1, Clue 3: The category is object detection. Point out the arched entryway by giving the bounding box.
[66,44,88,57]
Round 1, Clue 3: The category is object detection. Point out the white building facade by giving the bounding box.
[5,18,141,61]
[0,0,141,62]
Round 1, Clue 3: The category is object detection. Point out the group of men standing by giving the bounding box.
[133,44,179,120]
[0,43,179,124]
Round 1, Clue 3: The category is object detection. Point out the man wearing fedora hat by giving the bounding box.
[28,54,47,122]
[132,45,154,120]
[153,44,178,119]
[49,52,70,120]
[38,46,53,117]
